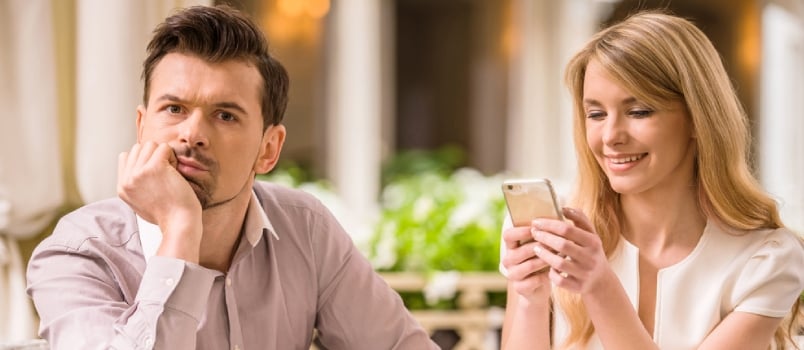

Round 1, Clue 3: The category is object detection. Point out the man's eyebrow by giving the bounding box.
[155,94,184,103]
[213,102,248,115]
[154,94,248,114]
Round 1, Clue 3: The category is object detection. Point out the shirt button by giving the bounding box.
[226,277,232,286]
[232,345,240,350]
[144,336,153,347]
[164,278,175,286]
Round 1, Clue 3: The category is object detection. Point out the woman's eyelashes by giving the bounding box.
[585,108,655,120]
[586,110,606,120]
[628,108,654,118]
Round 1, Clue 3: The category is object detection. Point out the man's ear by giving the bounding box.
[136,105,146,142]
[254,124,286,174]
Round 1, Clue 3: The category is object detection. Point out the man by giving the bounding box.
[27,5,437,349]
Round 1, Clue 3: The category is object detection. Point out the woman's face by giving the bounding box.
[583,59,697,196]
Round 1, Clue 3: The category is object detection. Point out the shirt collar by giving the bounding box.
[137,190,278,262]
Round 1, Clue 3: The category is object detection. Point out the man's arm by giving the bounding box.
[27,219,216,349]
[308,205,438,349]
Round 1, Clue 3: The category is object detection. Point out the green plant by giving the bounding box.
[259,150,509,309]
[381,145,466,186]
[368,168,506,273]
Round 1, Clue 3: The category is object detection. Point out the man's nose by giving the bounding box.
[179,110,209,148]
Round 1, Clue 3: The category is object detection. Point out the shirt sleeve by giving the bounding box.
[731,228,804,317]
[308,202,439,350]
[27,234,217,350]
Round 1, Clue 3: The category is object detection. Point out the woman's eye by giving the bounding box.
[629,109,653,118]
[586,111,605,120]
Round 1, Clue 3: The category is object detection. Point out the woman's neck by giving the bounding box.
[619,181,706,255]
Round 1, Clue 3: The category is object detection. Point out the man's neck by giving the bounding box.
[198,185,252,272]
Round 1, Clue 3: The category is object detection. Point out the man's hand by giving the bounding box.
[118,141,203,262]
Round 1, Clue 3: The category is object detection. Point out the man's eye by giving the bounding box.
[167,105,182,114]
[219,112,236,122]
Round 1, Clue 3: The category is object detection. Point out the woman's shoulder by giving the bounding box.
[707,222,803,255]
[723,225,804,317]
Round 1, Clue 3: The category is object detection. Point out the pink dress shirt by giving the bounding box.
[27,181,437,349]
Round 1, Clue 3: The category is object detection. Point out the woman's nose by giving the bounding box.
[602,115,627,146]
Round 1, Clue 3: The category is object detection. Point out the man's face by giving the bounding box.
[137,52,283,208]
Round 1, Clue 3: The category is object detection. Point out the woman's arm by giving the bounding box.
[499,224,553,350]
[501,288,551,349]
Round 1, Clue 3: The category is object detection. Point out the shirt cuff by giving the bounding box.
[136,256,217,321]
[136,256,185,303]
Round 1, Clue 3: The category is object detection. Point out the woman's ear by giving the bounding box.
[254,124,286,174]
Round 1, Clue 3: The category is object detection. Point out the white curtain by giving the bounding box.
[0,0,210,342]
[0,0,62,342]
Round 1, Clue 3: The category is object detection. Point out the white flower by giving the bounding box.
[424,270,461,305]
[412,196,434,222]
[370,223,398,269]
[381,183,408,210]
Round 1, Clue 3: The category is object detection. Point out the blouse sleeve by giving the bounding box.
[731,228,804,317]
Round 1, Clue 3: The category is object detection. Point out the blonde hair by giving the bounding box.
[560,10,799,349]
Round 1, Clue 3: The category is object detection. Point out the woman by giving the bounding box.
[500,11,804,350]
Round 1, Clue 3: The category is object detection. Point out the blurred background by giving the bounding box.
[1,0,802,348]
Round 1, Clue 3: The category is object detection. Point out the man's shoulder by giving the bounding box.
[252,180,328,214]
[42,197,138,251]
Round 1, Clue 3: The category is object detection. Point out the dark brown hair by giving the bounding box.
[141,5,289,129]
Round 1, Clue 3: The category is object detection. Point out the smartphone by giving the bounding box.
[501,178,563,227]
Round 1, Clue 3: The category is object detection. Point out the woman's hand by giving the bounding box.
[501,225,552,302]
[531,207,610,295]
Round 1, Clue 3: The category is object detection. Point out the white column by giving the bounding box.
[505,0,604,194]
[325,0,383,243]
[75,0,209,203]
[759,3,804,232]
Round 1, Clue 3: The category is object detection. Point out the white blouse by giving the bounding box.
[501,219,804,349]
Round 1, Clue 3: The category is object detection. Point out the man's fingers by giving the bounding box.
[135,141,159,168]
[125,143,141,174]
[159,143,178,168]
[117,151,130,195]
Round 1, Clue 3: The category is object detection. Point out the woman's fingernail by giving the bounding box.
[533,246,542,255]
[532,219,543,228]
